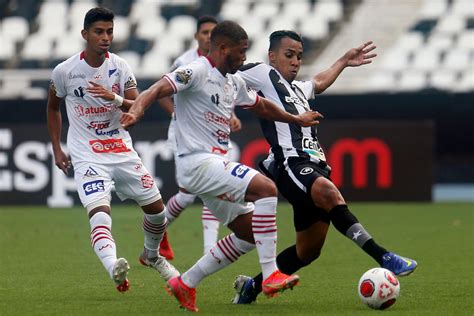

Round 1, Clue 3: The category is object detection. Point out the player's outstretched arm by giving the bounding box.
[157,96,175,117]
[120,78,175,128]
[46,85,70,175]
[249,97,323,127]
[312,41,377,94]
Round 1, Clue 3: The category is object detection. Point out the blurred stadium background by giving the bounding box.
[0,0,473,205]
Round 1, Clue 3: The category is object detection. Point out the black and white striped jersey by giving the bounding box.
[238,62,326,164]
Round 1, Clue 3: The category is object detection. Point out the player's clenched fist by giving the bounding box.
[120,112,139,129]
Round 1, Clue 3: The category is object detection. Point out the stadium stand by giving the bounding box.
[0,0,473,98]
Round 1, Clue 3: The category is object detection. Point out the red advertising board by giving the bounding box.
[0,120,433,206]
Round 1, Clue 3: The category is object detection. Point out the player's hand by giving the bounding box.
[86,81,115,101]
[120,112,139,129]
[294,110,323,127]
[345,41,377,67]
[53,149,71,175]
[230,115,242,132]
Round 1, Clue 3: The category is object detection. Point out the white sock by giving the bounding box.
[181,234,255,288]
[202,206,220,253]
[90,212,117,279]
[143,211,167,258]
[253,197,278,279]
[165,191,196,224]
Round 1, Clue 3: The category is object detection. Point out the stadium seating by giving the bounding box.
[0,0,473,98]
[369,0,474,92]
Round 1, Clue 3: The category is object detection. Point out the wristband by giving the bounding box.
[112,93,124,107]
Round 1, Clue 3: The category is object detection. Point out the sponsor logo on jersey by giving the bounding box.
[87,120,120,137]
[284,95,310,110]
[88,120,111,130]
[175,69,192,84]
[302,137,326,161]
[83,179,105,195]
[69,73,86,79]
[93,74,102,80]
[74,104,118,117]
[213,130,229,145]
[231,164,250,179]
[141,174,154,188]
[89,139,130,153]
[108,68,117,77]
[74,86,85,98]
[300,167,314,175]
[205,111,229,126]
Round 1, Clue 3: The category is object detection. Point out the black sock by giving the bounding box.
[253,244,309,294]
[329,205,387,265]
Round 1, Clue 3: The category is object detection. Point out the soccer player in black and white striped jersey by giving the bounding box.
[232,30,418,304]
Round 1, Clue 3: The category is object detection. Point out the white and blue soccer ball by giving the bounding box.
[358,268,400,310]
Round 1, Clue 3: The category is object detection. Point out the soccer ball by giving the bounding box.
[358,268,400,310]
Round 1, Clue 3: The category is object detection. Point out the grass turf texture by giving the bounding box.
[1,203,473,315]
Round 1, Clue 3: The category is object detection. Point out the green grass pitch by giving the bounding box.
[1,202,473,315]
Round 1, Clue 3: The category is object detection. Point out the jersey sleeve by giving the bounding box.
[237,63,267,91]
[293,80,316,100]
[163,61,201,93]
[119,59,138,92]
[233,75,259,109]
[50,66,67,98]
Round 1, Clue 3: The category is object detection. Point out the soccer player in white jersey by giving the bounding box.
[46,7,178,293]
[231,30,418,304]
[157,16,242,260]
[121,21,322,312]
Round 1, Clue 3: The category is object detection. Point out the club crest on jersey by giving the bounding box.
[108,68,117,77]
[175,69,192,84]
[112,83,120,95]
[300,167,314,175]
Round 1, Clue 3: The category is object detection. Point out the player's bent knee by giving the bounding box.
[311,178,345,210]
[141,198,165,214]
[88,203,111,218]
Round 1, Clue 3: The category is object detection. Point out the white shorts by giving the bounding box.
[176,152,258,223]
[201,197,254,226]
[74,157,161,212]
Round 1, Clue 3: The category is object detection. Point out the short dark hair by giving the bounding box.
[269,30,303,51]
[83,7,114,30]
[196,15,218,32]
[211,20,248,46]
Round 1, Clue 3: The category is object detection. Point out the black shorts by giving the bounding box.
[259,157,331,231]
